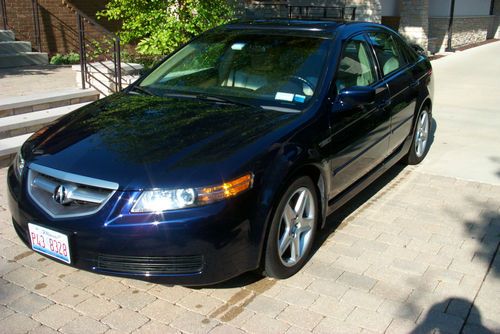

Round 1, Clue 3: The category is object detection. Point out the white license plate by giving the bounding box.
[28,223,71,264]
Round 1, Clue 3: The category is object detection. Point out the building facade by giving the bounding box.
[1,0,499,56]
[396,0,500,53]
[242,0,500,53]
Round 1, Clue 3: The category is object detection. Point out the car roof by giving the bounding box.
[222,19,387,37]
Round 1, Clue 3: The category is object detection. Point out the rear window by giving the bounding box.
[368,32,408,76]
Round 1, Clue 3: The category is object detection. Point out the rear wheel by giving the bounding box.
[406,107,431,165]
[264,176,318,279]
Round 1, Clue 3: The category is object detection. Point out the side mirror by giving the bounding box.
[411,43,427,57]
[336,86,376,109]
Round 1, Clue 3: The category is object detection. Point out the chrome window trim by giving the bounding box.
[27,164,118,219]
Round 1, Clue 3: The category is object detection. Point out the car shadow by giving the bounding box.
[312,162,407,258]
[428,116,437,151]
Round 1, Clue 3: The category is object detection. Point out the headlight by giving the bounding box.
[13,149,25,179]
[131,173,253,213]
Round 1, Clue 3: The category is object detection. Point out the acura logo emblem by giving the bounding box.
[53,185,71,205]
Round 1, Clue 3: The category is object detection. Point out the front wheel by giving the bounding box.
[263,176,319,279]
[406,107,431,165]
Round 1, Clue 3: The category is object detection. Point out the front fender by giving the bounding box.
[251,140,331,267]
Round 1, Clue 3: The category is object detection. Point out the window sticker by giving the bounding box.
[294,94,306,103]
[275,92,294,102]
[231,43,246,50]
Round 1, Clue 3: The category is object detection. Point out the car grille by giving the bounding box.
[27,163,118,218]
[97,254,204,275]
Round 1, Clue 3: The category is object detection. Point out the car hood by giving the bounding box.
[25,93,298,190]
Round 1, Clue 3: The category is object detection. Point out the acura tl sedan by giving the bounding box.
[7,20,433,285]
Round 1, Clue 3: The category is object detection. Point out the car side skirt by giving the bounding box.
[326,131,412,216]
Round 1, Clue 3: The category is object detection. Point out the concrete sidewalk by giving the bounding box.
[0,42,499,333]
[0,65,75,99]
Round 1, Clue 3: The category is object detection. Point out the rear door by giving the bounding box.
[328,34,391,198]
[367,31,417,154]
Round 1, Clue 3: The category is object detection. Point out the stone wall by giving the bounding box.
[398,0,429,51]
[428,16,495,53]
[3,0,116,55]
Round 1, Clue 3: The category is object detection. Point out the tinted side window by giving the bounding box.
[368,32,408,76]
[398,37,419,63]
[335,35,377,93]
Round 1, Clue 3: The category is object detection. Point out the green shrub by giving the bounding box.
[97,0,235,57]
[50,53,80,65]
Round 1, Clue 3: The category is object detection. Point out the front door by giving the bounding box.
[328,34,391,198]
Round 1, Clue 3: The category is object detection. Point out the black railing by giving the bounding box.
[32,0,41,51]
[72,6,122,94]
[246,3,356,21]
[0,0,123,95]
[1,0,7,30]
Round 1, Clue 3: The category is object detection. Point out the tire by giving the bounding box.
[263,176,319,279]
[406,107,431,165]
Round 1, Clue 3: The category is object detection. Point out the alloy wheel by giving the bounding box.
[415,110,430,158]
[277,187,316,267]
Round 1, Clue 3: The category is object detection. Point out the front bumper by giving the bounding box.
[7,166,262,285]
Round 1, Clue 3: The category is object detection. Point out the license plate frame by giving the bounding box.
[28,223,71,264]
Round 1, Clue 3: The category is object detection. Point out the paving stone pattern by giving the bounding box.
[0,163,499,333]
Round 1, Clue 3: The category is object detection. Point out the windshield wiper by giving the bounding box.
[128,85,155,96]
[195,94,255,108]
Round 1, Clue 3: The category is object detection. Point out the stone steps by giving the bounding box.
[0,88,99,166]
[0,52,49,68]
[0,88,99,118]
[0,102,89,139]
[0,133,32,158]
[0,30,48,68]
[0,41,32,54]
[0,30,15,42]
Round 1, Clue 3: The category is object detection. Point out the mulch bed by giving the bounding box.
[428,38,499,61]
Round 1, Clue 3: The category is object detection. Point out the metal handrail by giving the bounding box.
[66,0,122,93]
[247,4,357,21]
[1,0,7,30]
[0,0,122,94]
[32,0,41,51]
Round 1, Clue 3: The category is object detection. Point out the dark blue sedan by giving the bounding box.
[7,20,433,285]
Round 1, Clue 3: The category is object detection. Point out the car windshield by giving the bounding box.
[138,30,331,110]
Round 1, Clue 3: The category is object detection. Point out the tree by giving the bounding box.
[98,0,235,56]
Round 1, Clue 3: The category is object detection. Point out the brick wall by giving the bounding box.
[428,16,495,53]
[3,0,115,55]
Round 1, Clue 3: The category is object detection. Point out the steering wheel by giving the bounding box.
[286,75,315,96]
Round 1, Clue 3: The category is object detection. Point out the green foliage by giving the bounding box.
[86,38,115,62]
[49,53,80,65]
[97,0,235,57]
[120,49,160,71]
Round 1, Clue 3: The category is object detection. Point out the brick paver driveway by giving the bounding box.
[1,42,499,333]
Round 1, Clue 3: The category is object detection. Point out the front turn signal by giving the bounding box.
[197,173,253,204]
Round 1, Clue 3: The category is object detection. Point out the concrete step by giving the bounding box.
[0,41,32,55]
[0,133,31,158]
[0,30,15,42]
[0,102,89,139]
[0,52,49,68]
[0,88,99,118]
